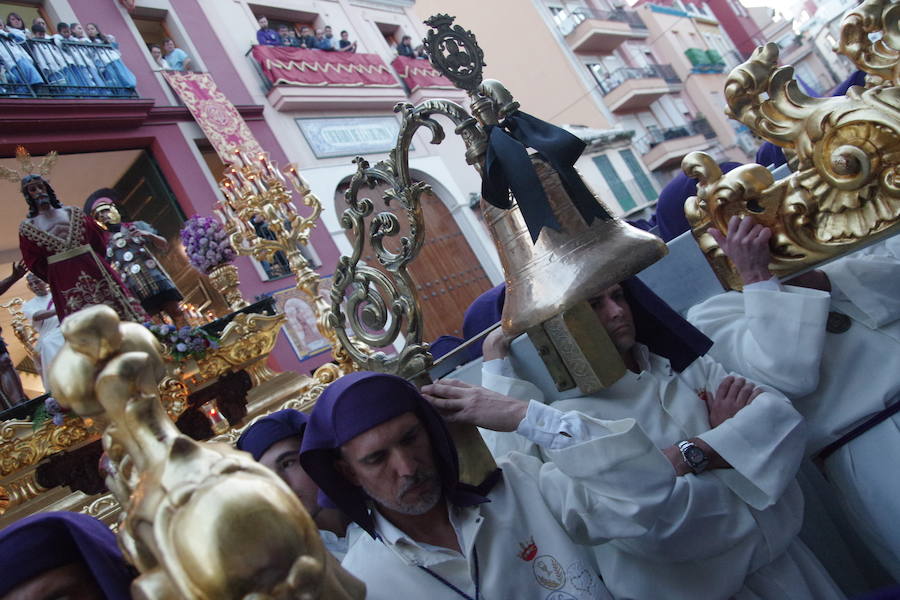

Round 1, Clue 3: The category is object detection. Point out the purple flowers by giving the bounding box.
[146,322,220,361]
[180,216,236,274]
[45,396,66,426]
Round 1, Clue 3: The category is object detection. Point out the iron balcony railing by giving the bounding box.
[590,63,681,95]
[0,35,138,98]
[631,116,714,154]
[556,6,648,35]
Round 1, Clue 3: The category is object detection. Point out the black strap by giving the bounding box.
[817,398,900,463]
[418,547,480,600]
[482,111,611,242]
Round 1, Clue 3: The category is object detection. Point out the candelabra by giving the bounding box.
[216,148,354,375]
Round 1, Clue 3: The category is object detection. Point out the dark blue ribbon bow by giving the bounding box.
[481,111,612,242]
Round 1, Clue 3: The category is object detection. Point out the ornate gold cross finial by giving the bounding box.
[423,14,485,93]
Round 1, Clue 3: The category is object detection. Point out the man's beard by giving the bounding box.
[363,469,442,516]
[35,193,50,208]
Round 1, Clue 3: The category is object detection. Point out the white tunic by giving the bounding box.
[686,239,900,579]
[22,294,64,389]
[481,349,843,600]
[341,403,676,600]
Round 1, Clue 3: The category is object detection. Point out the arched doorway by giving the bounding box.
[334,179,492,343]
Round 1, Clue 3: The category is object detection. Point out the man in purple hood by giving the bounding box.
[237,408,350,559]
[300,370,678,599]
[0,512,135,599]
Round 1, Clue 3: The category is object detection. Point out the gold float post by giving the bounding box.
[47,305,365,599]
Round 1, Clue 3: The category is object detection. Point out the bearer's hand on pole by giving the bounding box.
[481,326,512,361]
[708,215,773,286]
[421,379,527,432]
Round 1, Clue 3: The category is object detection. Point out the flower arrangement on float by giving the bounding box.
[145,323,220,362]
[180,216,247,311]
[180,215,236,274]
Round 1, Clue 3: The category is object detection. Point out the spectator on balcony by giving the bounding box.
[29,23,68,87]
[52,22,69,41]
[149,44,169,69]
[314,28,334,51]
[337,30,356,53]
[85,23,116,46]
[86,23,136,90]
[69,22,88,41]
[163,38,192,72]
[0,22,43,85]
[278,24,301,47]
[5,13,29,39]
[52,23,102,92]
[396,35,415,58]
[30,22,47,39]
[256,15,280,46]
[298,26,316,50]
[32,17,48,33]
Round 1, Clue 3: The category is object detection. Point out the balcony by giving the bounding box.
[684,48,727,74]
[390,55,467,105]
[637,118,712,171]
[249,45,405,112]
[0,37,138,99]
[560,7,649,54]
[593,63,681,112]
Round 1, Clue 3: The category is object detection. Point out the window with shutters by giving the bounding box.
[593,154,636,212]
[618,149,657,203]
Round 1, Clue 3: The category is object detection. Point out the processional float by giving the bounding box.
[1,0,898,596]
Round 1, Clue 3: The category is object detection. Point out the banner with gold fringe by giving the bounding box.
[162,71,263,159]
[250,47,399,88]
[391,56,456,92]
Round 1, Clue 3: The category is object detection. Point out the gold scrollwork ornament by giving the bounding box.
[685,15,900,287]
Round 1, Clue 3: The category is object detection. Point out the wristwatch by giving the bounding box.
[678,440,709,474]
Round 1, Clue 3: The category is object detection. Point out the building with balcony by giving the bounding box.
[705,0,767,59]
[748,6,844,96]
[412,0,723,210]
[0,0,349,396]
[0,0,510,400]
[631,0,758,169]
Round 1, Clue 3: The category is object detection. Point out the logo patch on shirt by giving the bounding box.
[533,555,566,590]
[518,537,538,561]
[696,388,710,404]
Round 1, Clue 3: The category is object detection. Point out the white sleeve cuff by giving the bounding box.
[515,400,589,450]
[483,357,516,378]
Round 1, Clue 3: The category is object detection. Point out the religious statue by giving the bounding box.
[49,304,366,599]
[0,260,28,408]
[84,188,188,328]
[4,147,147,324]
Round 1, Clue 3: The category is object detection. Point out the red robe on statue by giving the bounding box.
[19,206,148,323]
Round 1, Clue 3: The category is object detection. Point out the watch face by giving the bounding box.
[685,446,705,465]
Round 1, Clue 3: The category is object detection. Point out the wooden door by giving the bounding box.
[335,182,491,343]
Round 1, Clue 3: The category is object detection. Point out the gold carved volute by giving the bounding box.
[684,1,900,287]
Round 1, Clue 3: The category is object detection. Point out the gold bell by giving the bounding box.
[484,157,667,392]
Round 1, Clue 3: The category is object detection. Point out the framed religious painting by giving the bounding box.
[273,279,332,361]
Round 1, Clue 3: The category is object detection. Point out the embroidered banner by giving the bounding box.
[162,71,263,159]
[391,56,455,92]
[250,46,399,88]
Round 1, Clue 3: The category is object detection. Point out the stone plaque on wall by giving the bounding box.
[296,116,401,158]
